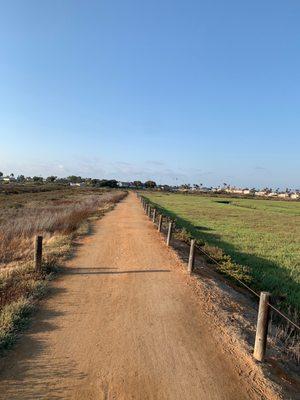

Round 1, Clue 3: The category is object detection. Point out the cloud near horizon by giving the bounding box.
[0,158,297,189]
[0,158,213,185]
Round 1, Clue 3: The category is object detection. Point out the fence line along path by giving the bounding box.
[0,192,272,400]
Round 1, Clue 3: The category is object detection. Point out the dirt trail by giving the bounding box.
[0,193,270,399]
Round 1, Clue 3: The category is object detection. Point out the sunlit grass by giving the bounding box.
[144,193,300,312]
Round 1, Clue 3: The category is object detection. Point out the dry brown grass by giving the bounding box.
[0,188,127,349]
[0,191,125,266]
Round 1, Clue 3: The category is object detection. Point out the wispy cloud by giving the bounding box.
[0,158,213,184]
[253,165,270,172]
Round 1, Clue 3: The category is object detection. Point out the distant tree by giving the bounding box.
[0,172,3,177]
[91,179,101,186]
[98,179,105,187]
[67,175,82,183]
[180,184,190,190]
[144,180,157,188]
[90,179,118,188]
[84,178,91,185]
[46,176,57,182]
[17,175,26,182]
[33,176,43,182]
[34,176,41,182]
[105,179,118,188]
[10,173,14,177]
[56,177,68,184]
[133,180,143,188]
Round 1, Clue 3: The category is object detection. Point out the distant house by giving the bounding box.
[69,182,85,187]
[225,187,244,194]
[242,189,251,195]
[267,192,278,197]
[291,193,300,200]
[178,188,189,192]
[117,181,131,188]
[157,185,170,191]
[255,191,267,197]
[278,193,290,199]
[3,176,16,183]
[233,189,244,194]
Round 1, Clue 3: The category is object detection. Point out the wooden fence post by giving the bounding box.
[158,214,163,232]
[148,206,152,218]
[166,221,173,246]
[187,239,196,273]
[253,292,270,362]
[34,235,43,272]
[152,208,156,223]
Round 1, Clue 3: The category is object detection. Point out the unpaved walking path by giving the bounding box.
[0,193,266,399]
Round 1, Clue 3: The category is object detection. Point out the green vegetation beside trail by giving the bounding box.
[144,193,300,313]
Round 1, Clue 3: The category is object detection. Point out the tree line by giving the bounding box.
[0,172,157,188]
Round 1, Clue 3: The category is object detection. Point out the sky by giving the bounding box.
[0,0,299,188]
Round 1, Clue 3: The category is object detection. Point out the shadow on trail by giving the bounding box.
[0,287,86,400]
[65,267,170,275]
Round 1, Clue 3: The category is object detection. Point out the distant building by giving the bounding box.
[255,191,267,197]
[2,176,16,182]
[70,182,85,187]
[225,187,244,194]
[291,193,300,200]
[278,193,290,199]
[157,185,170,191]
[117,181,131,188]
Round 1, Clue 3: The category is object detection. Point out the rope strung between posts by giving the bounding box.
[140,196,300,331]
[194,244,261,299]
[194,243,300,332]
[267,304,300,331]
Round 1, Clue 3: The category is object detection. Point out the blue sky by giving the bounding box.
[0,0,299,188]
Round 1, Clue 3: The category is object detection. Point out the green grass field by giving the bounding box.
[144,193,300,313]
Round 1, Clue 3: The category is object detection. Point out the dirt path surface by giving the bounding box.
[0,193,269,399]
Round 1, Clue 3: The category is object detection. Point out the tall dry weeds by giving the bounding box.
[0,192,125,265]
[0,189,127,349]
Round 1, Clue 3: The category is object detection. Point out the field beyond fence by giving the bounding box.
[141,192,300,365]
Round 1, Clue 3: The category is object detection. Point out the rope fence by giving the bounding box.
[138,193,300,364]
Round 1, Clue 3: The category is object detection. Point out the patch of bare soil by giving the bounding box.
[0,193,285,399]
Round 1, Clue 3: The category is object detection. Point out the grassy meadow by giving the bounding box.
[144,193,300,314]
